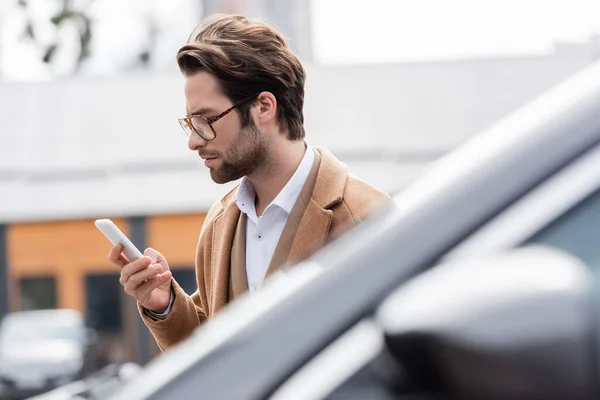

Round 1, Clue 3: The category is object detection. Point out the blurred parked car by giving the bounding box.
[0,309,101,399]
[27,363,141,400]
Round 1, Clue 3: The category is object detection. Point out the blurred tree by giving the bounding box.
[19,0,94,73]
[13,0,161,78]
[135,15,159,69]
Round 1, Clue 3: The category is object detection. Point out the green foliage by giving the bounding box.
[14,0,157,76]
[42,44,57,63]
[20,0,94,71]
[23,22,34,39]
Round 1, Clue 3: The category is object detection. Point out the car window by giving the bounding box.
[526,188,600,269]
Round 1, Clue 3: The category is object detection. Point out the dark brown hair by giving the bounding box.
[177,14,306,141]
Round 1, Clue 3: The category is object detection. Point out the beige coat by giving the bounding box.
[140,147,390,351]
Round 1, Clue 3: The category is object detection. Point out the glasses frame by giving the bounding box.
[178,93,259,141]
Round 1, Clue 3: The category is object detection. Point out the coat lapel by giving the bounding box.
[265,149,322,277]
[229,212,249,300]
[286,200,333,266]
[209,201,240,313]
[286,147,348,266]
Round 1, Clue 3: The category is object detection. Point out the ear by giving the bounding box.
[255,92,277,125]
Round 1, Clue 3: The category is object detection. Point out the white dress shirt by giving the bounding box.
[148,143,314,317]
[235,143,314,292]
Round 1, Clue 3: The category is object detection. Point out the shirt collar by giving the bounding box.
[272,142,314,214]
[235,176,257,219]
[235,142,315,217]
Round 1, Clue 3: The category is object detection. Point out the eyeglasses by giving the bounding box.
[178,94,259,141]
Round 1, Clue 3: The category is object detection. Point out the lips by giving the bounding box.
[203,157,218,167]
[198,151,219,167]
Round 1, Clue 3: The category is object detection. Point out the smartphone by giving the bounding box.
[94,219,144,262]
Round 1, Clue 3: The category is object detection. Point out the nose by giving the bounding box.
[188,131,208,151]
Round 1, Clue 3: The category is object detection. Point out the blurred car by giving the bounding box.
[93,58,600,400]
[101,58,600,400]
[91,57,600,400]
[27,363,141,400]
[0,309,101,399]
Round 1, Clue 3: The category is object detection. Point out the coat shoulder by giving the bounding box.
[342,174,391,221]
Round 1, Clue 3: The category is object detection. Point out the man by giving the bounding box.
[108,14,390,351]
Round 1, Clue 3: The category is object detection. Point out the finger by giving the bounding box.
[129,271,172,302]
[108,244,129,268]
[124,263,164,290]
[120,256,153,283]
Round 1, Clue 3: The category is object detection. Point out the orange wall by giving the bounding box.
[7,214,206,313]
[7,218,130,312]
[147,214,206,268]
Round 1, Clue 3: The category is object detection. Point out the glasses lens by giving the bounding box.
[190,117,216,141]
[178,119,192,137]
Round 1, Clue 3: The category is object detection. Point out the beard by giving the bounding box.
[207,121,270,184]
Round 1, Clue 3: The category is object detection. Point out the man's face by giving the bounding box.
[184,71,270,184]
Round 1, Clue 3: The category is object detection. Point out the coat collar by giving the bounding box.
[311,147,348,209]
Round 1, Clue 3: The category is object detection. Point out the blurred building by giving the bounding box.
[0,47,597,364]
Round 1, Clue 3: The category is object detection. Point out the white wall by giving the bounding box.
[0,53,593,222]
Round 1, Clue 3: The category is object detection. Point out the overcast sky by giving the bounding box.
[1,0,600,81]
[313,0,600,63]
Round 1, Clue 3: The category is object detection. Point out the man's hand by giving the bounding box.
[108,244,173,313]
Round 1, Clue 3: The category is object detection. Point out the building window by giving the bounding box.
[85,273,122,334]
[171,268,196,295]
[19,276,57,311]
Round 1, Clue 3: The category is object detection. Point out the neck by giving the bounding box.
[247,138,306,216]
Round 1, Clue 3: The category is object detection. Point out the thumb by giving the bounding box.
[144,247,168,267]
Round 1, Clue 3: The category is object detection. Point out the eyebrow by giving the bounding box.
[187,107,217,117]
